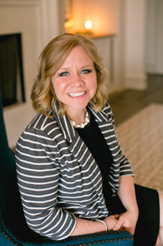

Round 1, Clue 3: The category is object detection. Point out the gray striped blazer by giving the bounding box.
[15,102,133,241]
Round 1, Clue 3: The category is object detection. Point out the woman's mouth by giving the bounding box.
[68,91,86,98]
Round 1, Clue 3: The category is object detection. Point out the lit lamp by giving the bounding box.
[85,15,92,35]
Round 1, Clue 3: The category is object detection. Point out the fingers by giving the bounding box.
[113,215,125,231]
[103,214,121,231]
[103,213,135,234]
[109,214,120,220]
[112,211,137,236]
[113,214,133,234]
[114,214,120,219]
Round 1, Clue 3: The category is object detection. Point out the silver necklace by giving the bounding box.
[70,109,90,128]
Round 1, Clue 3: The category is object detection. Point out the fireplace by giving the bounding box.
[0,33,25,107]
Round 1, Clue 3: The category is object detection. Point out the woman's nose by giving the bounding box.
[69,74,84,87]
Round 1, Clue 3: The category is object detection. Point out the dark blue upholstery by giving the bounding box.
[0,90,133,246]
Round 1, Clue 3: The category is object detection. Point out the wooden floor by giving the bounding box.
[108,74,163,126]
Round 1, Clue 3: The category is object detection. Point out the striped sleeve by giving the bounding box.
[117,140,134,176]
[15,128,76,241]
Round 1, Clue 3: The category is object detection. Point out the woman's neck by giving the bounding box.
[65,108,86,125]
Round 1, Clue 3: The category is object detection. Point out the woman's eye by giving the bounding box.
[81,69,92,74]
[59,72,69,77]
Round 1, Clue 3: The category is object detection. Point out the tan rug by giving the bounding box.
[116,103,163,191]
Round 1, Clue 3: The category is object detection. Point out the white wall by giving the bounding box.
[110,0,126,92]
[124,0,147,90]
[0,0,60,148]
[146,0,163,74]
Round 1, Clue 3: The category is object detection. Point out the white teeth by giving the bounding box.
[69,91,85,97]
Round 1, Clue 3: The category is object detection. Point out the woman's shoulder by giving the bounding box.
[27,110,56,129]
[21,111,60,139]
[17,111,63,149]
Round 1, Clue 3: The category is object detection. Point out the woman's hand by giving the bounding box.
[103,214,120,231]
[113,210,138,235]
[117,176,139,235]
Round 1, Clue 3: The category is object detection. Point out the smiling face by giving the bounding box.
[51,46,97,121]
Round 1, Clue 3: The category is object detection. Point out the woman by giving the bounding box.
[15,33,163,245]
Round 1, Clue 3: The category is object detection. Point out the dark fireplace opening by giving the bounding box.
[0,33,25,107]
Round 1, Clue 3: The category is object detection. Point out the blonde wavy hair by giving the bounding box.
[31,33,109,117]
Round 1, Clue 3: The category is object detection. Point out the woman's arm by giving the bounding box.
[70,215,120,236]
[16,128,77,241]
[113,175,139,235]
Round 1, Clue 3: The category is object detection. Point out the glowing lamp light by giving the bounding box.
[84,16,93,35]
[85,20,92,30]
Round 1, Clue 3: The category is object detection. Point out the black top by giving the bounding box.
[76,111,113,208]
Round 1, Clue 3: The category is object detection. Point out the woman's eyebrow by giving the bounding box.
[58,64,93,71]
[80,64,94,69]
